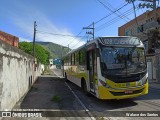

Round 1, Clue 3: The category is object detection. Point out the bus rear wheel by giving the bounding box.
[65,72,68,82]
[82,79,89,95]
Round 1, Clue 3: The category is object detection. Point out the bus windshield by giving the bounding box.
[100,46,146,76]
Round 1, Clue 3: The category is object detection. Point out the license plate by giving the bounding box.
[125,90,133,94]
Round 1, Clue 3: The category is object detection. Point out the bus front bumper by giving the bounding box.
[98,83,148,100]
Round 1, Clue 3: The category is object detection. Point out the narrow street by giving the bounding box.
[53,68,160,120]
[5,70,91,120]
[67,79,160,120]
[1,0,160,120]
[21,76,81,110]
[2,69,160,120]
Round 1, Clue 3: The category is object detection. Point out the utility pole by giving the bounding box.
[32,21,37,58]
[83,22,95,42]
[153,0,157,22]
[138,0,157,21]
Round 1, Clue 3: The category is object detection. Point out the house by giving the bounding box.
[0,30,19,47]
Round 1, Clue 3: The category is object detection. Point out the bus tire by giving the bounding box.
[81,79,89,96]
[65,72,69,82]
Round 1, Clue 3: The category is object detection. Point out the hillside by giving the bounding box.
[36,42,70,59]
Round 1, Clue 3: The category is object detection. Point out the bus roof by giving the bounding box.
[63,36,142,57]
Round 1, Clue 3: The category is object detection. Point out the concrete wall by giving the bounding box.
[0,40,42,110]
[146,55,157,82]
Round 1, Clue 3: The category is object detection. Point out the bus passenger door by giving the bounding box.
[87,50,96,93]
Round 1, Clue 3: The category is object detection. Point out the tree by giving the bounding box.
[19,42,50,64]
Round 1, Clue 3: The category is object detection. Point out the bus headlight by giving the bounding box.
[99,79,110,88]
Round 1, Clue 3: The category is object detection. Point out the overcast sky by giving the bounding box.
[0,0,155,49]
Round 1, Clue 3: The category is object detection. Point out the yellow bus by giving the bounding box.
[62,36,148,99]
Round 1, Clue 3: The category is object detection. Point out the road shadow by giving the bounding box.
[20,76,84,111]
[66,81,138,111]
[19,76,160,117]
[133,88,160,101]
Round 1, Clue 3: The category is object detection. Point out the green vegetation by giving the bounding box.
[19,41,71,64]
[96,117,105,120]
[42,65,53,75]
[19,42,50,64]
[36,42,71,59]
[51,95,61,102]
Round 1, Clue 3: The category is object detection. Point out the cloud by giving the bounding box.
[8,3,86,49]
[36,20,86,49]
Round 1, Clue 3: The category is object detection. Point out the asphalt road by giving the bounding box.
[2,68,160,120]
[53,68,160,120]
[66,80,160,119]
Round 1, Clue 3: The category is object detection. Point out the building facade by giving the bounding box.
[0,30,19,47]
[118,8,160,53]
[119,8,160,83]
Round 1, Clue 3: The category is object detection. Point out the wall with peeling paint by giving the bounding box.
[0,40,42,110]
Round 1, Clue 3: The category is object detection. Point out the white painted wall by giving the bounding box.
[0,40,42,110]
[146,55,157,82]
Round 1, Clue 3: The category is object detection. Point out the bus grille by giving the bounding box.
[110,88,144,96]
[106,73,146,83]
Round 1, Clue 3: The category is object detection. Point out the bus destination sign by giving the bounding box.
[101,37,140,45]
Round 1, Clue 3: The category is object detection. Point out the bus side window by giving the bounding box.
[69,55,71,65]
[79,51,82,65]
[75,51,79,65]
[86,52,90,70]
[71,53,75,65]
[79,51,80,65]
[79,49,86,65]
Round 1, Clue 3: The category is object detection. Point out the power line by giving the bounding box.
[83,22,95,41]
[36,28,88,49]
[69,36,87,49]
[36,30,87,47]
[59,29,88,48]
[96,8,134,31]
[87,2,128,28]
[37,30,84,38]
[95,2,129,25]
[65,30,84,46]
[96,6,139,32]
[96,0,129,22]
[104,0,131,21]
[35,2,129,49]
